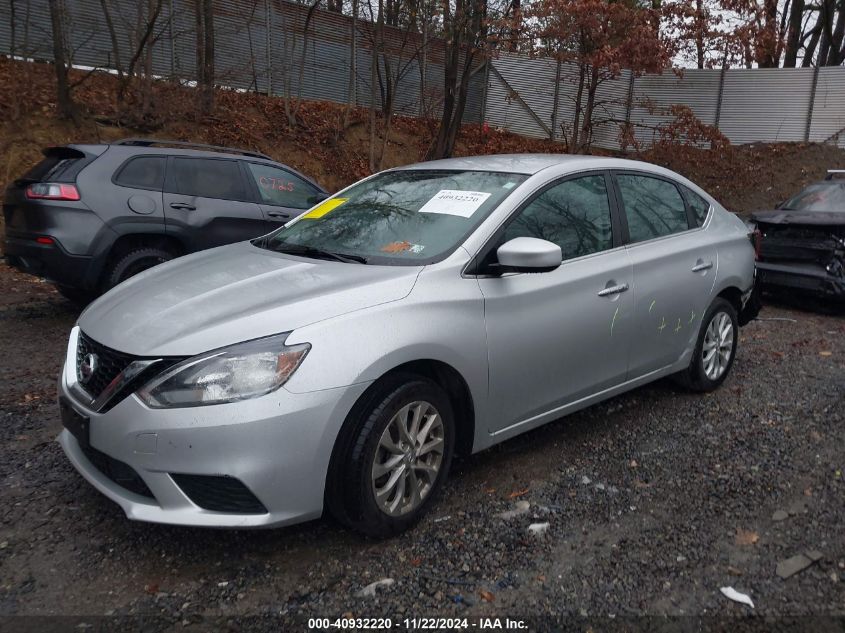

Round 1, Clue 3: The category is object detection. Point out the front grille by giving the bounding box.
[80,444,156,500]
[76,332,136,399]
[171,474,268,514]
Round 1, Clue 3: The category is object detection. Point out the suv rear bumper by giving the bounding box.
[4,232,93,288]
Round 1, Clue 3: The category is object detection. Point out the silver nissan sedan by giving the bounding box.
[58,155,758,536]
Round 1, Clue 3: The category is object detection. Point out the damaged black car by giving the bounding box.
[751,170,845,302]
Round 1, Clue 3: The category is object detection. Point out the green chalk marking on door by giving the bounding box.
[649,300,656,314]
[658,316,666,333]
[675,318,682,332]
[689,310,695,324]
[610,305,620,337]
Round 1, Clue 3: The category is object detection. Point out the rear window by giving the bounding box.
[114,156,166,190]
[617,174,690,242]
[782,183,845,212]
[20,148,86,183]
[168,157,248,200]
[683,186,711,227]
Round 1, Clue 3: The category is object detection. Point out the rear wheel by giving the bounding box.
[674,297,738,392]
[327,375,455,537]
[102,247,174,291]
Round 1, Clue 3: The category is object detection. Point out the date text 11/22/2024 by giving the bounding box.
[307,617,529,630]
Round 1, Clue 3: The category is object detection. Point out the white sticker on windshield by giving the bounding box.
[418,190,492,218]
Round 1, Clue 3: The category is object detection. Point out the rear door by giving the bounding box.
[242,162,325,231]
[478,171,634,434]
[614,171,718,379]
[163,156,265,251]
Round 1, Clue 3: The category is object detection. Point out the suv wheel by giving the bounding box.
[328,375,455,537]
[103,247,174,290]
[674,297,738,392]
[55,285,95,307]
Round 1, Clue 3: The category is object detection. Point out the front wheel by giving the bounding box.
[674,297,738,392]
[327,375,455,537]
[102,247,175,291]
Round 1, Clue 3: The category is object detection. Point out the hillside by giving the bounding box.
[1,57,844,214]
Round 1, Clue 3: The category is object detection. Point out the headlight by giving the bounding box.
[137,333,310,408]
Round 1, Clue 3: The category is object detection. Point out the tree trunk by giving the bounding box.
[201,0,215,114]
[783,0,805,67]
[48,0,78,123]
[579,66,599,152]
[195,0,205,100]
[695,0,705,69]
[570,62,586,153]
[426,0,485,159]
[827,0,845,65]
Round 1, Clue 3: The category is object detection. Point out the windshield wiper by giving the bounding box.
[273,244,368,264]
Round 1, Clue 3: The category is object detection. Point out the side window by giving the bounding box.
[502,174,614,260]
[617,174,689,243]
[169,158,247,200]
[246,163,319,209]
[683,186,711,227]
[115,156,166,190]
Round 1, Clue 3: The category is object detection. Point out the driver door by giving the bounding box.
[477,172,634,435]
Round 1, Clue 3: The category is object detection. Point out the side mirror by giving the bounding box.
[495,237,562,273]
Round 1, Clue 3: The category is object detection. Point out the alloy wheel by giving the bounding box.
[371,400,445,517]
[702,311,734,380]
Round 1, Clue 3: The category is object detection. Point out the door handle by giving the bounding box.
[597,283,629,297]
[170,202,196,211]
[267,211,290,219]
[692,261,713,273]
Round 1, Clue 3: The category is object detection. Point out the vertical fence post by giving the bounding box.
[480,58,491,125]
[714,64,727,130]
[549,59,562,141]
[805,65,820,142]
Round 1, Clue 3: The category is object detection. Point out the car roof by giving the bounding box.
[64,143,326,192]
[393,154,680,177]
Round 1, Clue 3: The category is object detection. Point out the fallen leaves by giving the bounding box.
[479,589,495,602]
[508,488,529,499]
[735,529,760,546]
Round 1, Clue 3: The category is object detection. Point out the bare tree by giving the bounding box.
[426,0,487,159]
[195,0,215,115]
[48,0,78,122]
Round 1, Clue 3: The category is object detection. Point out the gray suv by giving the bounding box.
[2,138,327,303]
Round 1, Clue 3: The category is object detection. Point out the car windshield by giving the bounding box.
[781,182,845,212]
[258,169,528,264]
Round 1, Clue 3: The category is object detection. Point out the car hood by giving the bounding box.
[78,241,423,356]
[751,209,845,226]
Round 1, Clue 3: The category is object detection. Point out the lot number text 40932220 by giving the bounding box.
[307,617,529,631]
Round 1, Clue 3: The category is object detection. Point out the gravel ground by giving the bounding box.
[0,261,843,631]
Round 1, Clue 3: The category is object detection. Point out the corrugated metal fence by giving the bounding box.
[483,53,845,149]
[0,0,454,117]
[3,2,844,149]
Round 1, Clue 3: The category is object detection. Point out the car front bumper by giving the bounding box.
[58,339,370,528]
[756,260,845,299]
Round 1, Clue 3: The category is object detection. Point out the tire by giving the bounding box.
[102,247,174,291]
[55,285,95,307]
[674,297,738,392]
[326,374,455,538]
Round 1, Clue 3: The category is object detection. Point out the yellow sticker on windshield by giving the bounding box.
[302,198,347,219]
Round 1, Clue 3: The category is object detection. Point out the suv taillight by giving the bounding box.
[25,183,80,201]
